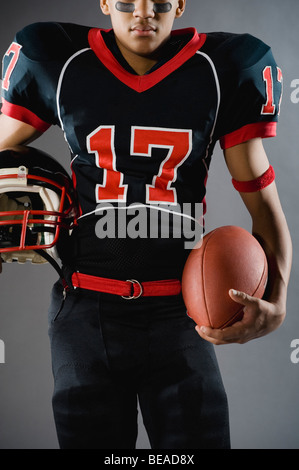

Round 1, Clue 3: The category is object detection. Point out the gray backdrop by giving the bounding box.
[0,0,298,449]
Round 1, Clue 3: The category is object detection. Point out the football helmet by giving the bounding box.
[0,146,76,265]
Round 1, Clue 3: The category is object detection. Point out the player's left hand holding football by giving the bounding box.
[195,289,286,345]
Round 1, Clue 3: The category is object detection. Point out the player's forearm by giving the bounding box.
[224,140,292,311]
[250,198,292,310]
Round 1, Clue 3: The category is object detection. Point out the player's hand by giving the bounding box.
[195,289,286,345]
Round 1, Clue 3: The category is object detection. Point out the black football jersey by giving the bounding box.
[1,23,283,280]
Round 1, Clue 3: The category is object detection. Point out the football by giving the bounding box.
[182,225,268,329]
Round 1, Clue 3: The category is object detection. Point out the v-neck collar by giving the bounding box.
[88,27,207,93]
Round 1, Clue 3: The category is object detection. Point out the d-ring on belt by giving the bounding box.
[71,272,182,300]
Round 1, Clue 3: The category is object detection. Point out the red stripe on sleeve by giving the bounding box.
[1,99,51,133]
[220,122,277,150]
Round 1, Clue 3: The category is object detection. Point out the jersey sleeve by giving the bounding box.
[212,34,283,149]
[1,23,69,132]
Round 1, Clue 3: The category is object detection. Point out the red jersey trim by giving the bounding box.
[70,157,83,219]
[1,99,51,133]
[220,122,277,149]
[88,28,207,93]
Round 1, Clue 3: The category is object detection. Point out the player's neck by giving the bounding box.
[114,37,161,75]
[123,55,158,75]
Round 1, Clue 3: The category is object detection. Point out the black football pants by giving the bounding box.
[48,280,230,449]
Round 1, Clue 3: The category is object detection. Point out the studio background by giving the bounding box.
[0,0,298,449]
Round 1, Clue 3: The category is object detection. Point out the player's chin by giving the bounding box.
[133,45,160,59]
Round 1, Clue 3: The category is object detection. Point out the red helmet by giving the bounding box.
[0,146,76,265]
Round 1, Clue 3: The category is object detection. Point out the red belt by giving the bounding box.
[71,272,182,300]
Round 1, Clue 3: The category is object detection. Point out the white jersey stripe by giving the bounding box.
[56,48,91,131]
[196,51,221,159]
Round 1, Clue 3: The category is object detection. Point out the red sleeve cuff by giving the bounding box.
[220,122,277,150]
[1,98,51,133]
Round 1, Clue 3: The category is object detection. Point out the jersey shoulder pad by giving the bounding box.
[15,22,91,62]
[202,32,273,70]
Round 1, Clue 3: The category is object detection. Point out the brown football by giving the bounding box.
[182,226,268,329]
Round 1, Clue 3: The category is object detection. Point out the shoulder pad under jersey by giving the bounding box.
[15,22,91,61]
[201,32,272,71]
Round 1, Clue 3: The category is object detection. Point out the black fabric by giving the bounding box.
[48,280,230,449]
[71,214,192,281]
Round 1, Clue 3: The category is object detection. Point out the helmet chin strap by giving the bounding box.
[33,247,73,292]
[33,248,64,279]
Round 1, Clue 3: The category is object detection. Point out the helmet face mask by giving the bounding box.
[0,147,76,264]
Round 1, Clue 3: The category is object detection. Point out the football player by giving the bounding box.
[0,0,292,449]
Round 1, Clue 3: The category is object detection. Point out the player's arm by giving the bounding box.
[0,113,41,150]
[197,137,292,345]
